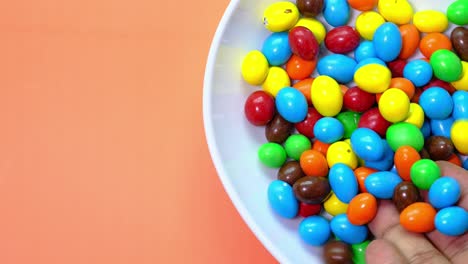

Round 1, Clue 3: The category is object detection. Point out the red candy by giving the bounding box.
[289,26,320,60]
[324,26,360,54]
[244,91,275,126]
[343,86,376,113]
[358,107,392,137]
[422,79,456,95]
[387,59,408,78]
[295,107,323,138]
[299,202,322,217]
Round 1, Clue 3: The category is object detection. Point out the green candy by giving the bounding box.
[410,159,441,190]
[386,123,424,152]
[430,50,463,82]
[447,0,468,25]
[284,134,311,160]
[258,142,287,168]
[337,111,361,139]
[352,240,370,264]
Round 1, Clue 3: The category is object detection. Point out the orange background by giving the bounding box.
[0,0,275,263]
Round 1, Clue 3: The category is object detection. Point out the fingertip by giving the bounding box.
[366,239,406,264]
[368,200,400,238]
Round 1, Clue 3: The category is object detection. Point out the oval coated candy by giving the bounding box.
[323,0,350,27]
[299,215,331,246]
[276,87,308,123]
[373,22,402,62]
[400,202,436,233]
[386,122,424,151]
[323,240,353,264]
[258,142,287,168]
[317,54,356,84]
[336,111,361,139]
[435,206,468,236]
[327,141,358,169]
[350,128,384,161]
[428,177,461,209]
[451,27,468,62]
[354,41,376,62]
[392,181,421,212]
[413,10,448,33]
[378,0,413,25]
[378,88,410,123]
[329,163,358,203]
[262,32,292,66]
[355,11,385,40]
[355,58,386,71]
[354,64,391,93]
[311,75,343,116]
[419,87,453,120]
[241,50,269,85]
[364,171,402,199]
[452,61,468,91]
[410,159,441,190]
[394,146,421,181]
[425,136,454,161]
[358,107,391,137]
[431,117,454,138]
[263,1,300,32]
[293,176,331,204]
[277,160,305,185]
[343,87,375,113]
[268,180,299,218]
[324,192,349,216]
[262,66,291,96]
[452,91,468,120]
[289,26,320,61]
[430,50,463,83]
[447,0,468,25]
[325,26,360,54]
[364,139,395,171]
[347,193,377,225]
[297,0,324,17]
[330,214,368,244]
[284,134,312,160]
[295,17,327,44]
[403,60,433,87]
[266,114,294,143]
[314,117,345,144]
[451,120,468,154]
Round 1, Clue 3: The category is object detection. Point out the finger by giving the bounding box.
[366,239,407,264]
[369,200,450,264]
[425,161,468,263]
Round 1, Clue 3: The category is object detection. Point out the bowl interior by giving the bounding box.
[203,0,453,263]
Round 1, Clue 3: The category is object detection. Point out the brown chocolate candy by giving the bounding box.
[323,240,353,264]
[392,181,421,212]
[265,114,294,144]
[425,136,455,161]
[293,176,331,204]
[451,27,468,62]
[297,0,324,17]
[277,161,305,185]
[419,147,431,160]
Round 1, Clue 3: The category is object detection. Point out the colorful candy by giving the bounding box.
[324,26,360,54]
[364,171,402,199]
[241,50,269,85]
[373,22,402,62]
[378,0,413,25]
[386,122,424,151]
[284,134,312,160]
[400,202,436,233]
[258,142,287,168]
[428,177,461,209]
[324,192,349,216]
[265,114,294,143]
[413,10,449,33]
[323,240,353,264]
[317,54,356,84]
[296,0,324,17]
[314,117,345,144]
[277,160,305,185]
[244,91,275,126]
[300,149,328,177]
[378,88,410,123]
[347,193,377,225]
[311,75,343,116]
[276,87,308,123]
[350,128,384,161]
[451,27,468,62]
[293,176,331,204]
[329,163,358,203]
[330,214,368,244]
[268,180,299,218]
[410,159,441,190]
[263,1,300,32]
[447,0,468,25]
[434,206,468,236]
[323,0,350,27]
[354,64,391,93]
[355,11,385,40]
[392,181,421,212]
[430,49,463,83]
[299,215,331,245]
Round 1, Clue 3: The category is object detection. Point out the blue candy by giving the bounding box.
[354,41,376,62]
[373,22,402,62]
[403,60,433,87]
[267,180,298,218]
[421,119,432,138]
[435,206,468,236]
[323,0,350,27]
[431,117,454,138]
[350,128,384,162]
[365,140,395,171]
[329,163,358,203]
[261,32,292,66]
[276,87,308,123]
[452,90,468,120]
[355,58,386,71]
[330,214,368,244]
[420,87,453,120]
[365,171,402,199]
[317,54,357,84]
[299,216,331,246]
[314,117,345,144]
[428,177,461,209]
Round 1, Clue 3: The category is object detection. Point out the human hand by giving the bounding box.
[366,161,468,264]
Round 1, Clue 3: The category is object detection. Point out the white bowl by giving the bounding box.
[203,0,452,263]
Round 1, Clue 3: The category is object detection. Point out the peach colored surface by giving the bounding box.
[0,0,275,263]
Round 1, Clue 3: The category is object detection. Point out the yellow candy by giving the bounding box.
[354,64,391,94]
[355,11,385,40]
[379,88,410,123]
[404,103,425,128]
[263,2,299,32]
[324,192,349,217]
[327,141,358,169]
[378,0,414,25]
[295,18,326,44]
[241,50,269,86]
[452,61,468,91]
[413,10,448,33]
[451,120,468,155]
[311,76,343,117]
[262,66,290,97]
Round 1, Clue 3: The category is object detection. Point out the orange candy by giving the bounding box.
[400,202,436,233]
[419,33,452,59]
[399,24,420,59]
[389,77,415,99]
[300,149,329,177]
[313,140,331,157]
[347,193,378,225]
[394,146,421,181]
[286,54,317,80]
[340,84,349,95]
[293,78,314,105]
[447,153,462,167]
[347,0,378,11]
[354,167,377,193]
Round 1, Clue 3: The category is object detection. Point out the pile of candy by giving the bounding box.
[241,0,468,262]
